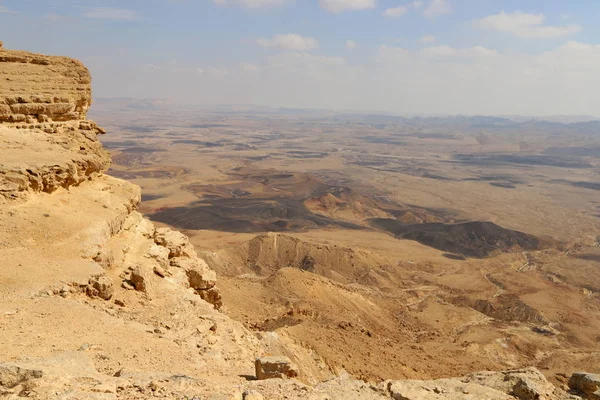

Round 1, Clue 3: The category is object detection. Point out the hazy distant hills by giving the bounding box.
[92,98,600,136]
[329,114,600,135]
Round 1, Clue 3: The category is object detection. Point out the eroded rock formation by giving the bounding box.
[0,45,91,122]
[0,45,109,201]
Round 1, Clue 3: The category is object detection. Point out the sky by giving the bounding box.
[0,0,599,116]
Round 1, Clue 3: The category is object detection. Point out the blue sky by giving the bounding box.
[1,0,599,115]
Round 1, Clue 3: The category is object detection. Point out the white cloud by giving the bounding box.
[267,52,348,70]
[319,0,375,13]
[346,40,357,50]
[475,11,581,39]
[257,34,318,51]
[383,5,409,17]
[421,45,498,58]
[214,0,286,8]
[423,0,451,18]
[420,35,436,43]
[421,45,456,57]
[83,7,140,21]
[383,1,424,17]
[0,5,15,13]
[92,41,600,116]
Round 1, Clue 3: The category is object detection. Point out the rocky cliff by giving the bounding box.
[0,41,109,201]
[0,43,595,400]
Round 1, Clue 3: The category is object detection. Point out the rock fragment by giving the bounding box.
[512,378,542,400]
[147,244,170,268]
[569,373,600,398]
[154,228,197,258]
[86,275,114,300]
[255,356,299,380]
[0,365,43,388]
[187,268,217,290]
[198,287,223,310]
[153,265,167,278]
[130,267,151,293]
[243,391,264,400]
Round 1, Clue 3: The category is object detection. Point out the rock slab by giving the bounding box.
[255,356,299,380]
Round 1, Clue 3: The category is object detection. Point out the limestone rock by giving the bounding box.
[170,256,221,308]
[170,256,209,271]
[462,368,572,400]
[387,379,514,400]
[243,391,264,400]
[569,373,600,398]
[0,364,43,388]
[153,265,168,278]
[187,267,217,290]
[130,266,154,294]
[255,356,299,380]
[86,275,114,300]
[154,228,197,258]
[0,46,110,201]
[0,47,91,122]
[513,378,544,400]
[148,244,170,268]
[384,367,579,400]
[198,287,223,310]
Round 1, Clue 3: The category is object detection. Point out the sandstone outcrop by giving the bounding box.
[0,43,222,309]
[0,44,109,201]
[0,45,91,122]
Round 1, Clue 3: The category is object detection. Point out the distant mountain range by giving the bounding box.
[92,98,600,134]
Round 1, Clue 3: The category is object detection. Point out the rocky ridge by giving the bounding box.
[0,42,596,399]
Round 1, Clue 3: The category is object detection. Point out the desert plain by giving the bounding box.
[92,99,600,385]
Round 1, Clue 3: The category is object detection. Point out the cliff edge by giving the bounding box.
[0,41,108,201]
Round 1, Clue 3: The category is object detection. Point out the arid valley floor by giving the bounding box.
[92,99,600,386]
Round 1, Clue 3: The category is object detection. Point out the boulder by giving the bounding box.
[187,268,217,290]
[387,379,514,400]
[243,391,264,400]
[569,373,600,397]
[154,228,196,258]
[130,267,153,294]
[513,378,542,400]
[170,256,210,271]
[198,287,223,310]
[385,367,576,400]
[147,244,170,268]
[255,356,299,380]
[171,256,217,290]
[86,275,114,300]
[0,365,43,388]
